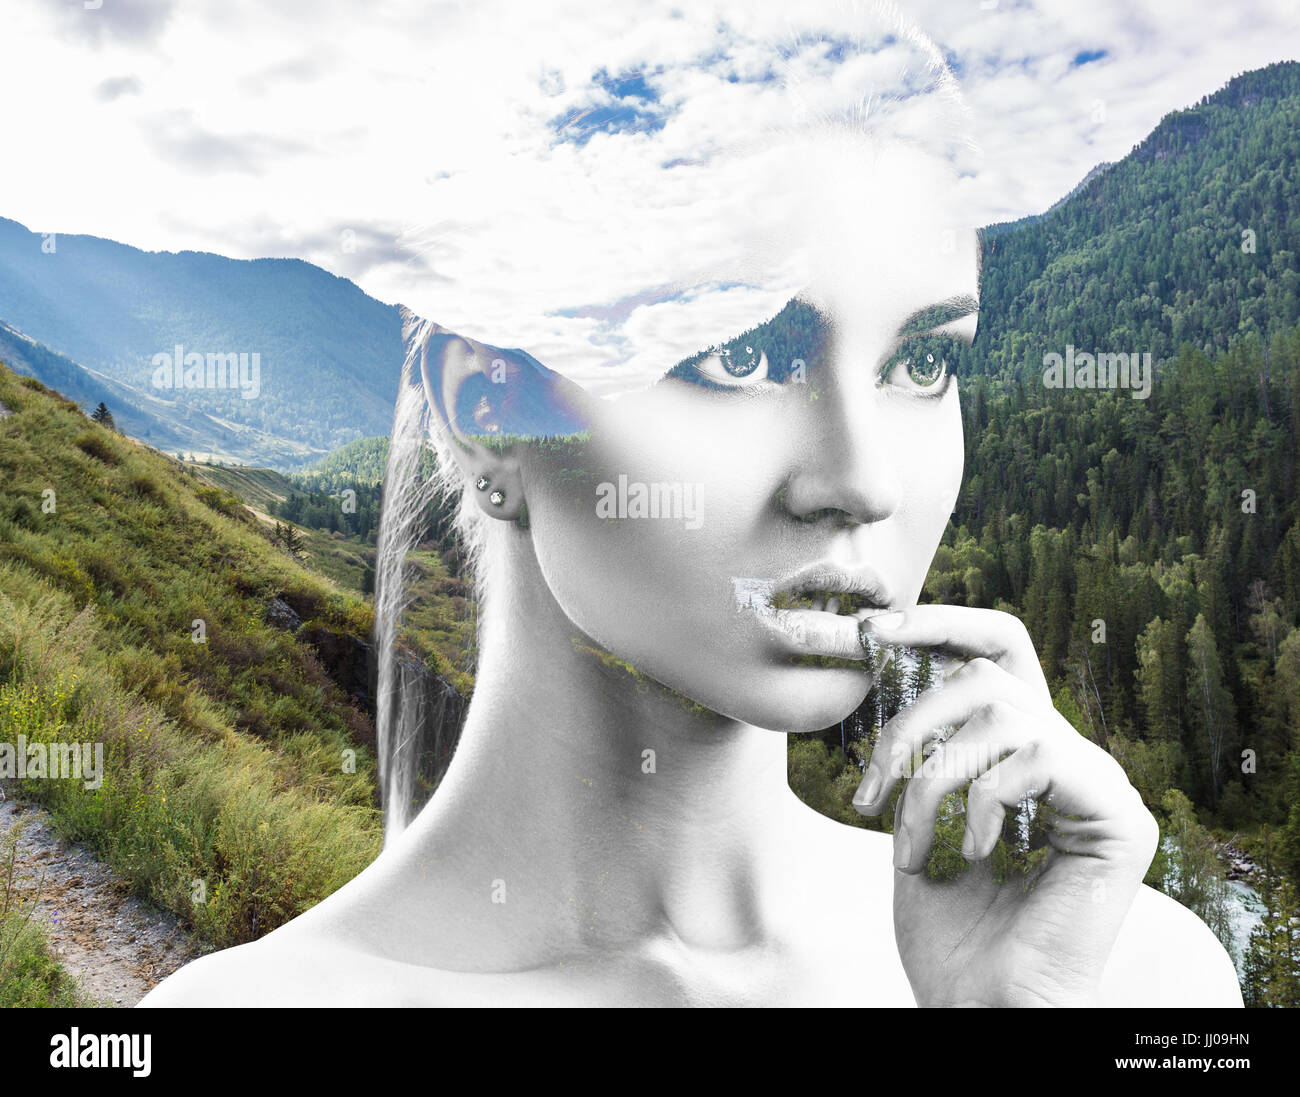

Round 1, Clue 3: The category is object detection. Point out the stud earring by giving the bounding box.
[489,489,505,507]
[476,475,491,491]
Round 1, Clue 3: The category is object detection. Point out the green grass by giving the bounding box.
[0,363,385,955]
[190,459,476,694]
[191,462,379,596]
[189,464,298,512]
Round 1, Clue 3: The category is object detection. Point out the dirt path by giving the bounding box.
[0,791,206,1006]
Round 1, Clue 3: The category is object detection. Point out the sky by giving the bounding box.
[3,0,1298,394]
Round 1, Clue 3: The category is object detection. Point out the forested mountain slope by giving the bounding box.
[968,61,1300,379]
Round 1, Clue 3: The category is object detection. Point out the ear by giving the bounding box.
[460,442,525,521]
[413,320,589,523]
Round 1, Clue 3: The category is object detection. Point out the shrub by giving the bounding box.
[74,432,121,466]
[0,581,382,948]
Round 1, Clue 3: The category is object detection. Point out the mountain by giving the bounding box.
[295,436,393,489]
[0,318,321,465]
[935,66,1300,821]
[982,161,1115,239]
[0,217,405,465]
[0,319,137,430]
[964,61,1300,380]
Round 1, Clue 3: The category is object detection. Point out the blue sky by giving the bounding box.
[3,0,1298,393]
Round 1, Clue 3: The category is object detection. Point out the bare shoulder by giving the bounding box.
[138,926,533,1007]
[139,932,405,1008]
[1099,884,1243,1007]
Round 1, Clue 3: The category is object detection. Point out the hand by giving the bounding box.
[853,606,1159,1008]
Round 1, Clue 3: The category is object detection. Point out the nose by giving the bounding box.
[780,362,902,526]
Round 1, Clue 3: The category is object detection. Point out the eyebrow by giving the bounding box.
[896,294,980,338]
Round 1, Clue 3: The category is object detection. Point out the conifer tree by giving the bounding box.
[1243,832,1300,1008]
[1185,614,1236,806]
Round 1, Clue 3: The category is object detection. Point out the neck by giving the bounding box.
[381,525,805,967]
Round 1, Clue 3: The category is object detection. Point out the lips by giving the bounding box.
[770,563,896,616]
[744,562,900,661]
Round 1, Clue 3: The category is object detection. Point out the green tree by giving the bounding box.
[907,648,936,701]
[1185,614,1237,806]
[1136,616,1182,741]
[1242,833,1300,1008]
[283,525,306,560]
[89,402,114,430]
[876,652,906,732]
[1159,789,1237,963]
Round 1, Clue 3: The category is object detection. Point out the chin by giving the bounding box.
[702,664,876,734]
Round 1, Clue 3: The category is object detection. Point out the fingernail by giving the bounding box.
[893,824,911,869]
[868,611,905,631]
[854,767,882,809]
[962,827,976,859]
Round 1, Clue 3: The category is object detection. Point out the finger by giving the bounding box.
[964,740,1156,866]
[891,704,1036,873]
[958,741,1159,990]
[852,658,1040,815]
[773,608,884,660]
[862,605,1050,700]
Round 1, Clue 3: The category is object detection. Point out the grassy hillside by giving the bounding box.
[0,361,383,958]
[194,452,475,694]
[192,462,381,604]
[189,463,297,512]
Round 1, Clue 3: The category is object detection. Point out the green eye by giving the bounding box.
[883,334,953,395]
[721,345,764,378]
[909,351,944,386]
[696,347,770,386]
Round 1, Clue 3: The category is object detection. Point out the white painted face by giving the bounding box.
[517,131,978,732]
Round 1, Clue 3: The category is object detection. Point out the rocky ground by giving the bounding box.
[1211,839,1263,882]
[0,790,206,1006]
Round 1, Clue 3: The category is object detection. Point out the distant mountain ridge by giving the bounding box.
[0,218,405,465]
[0,319,323,465]
[667,62,1300,396]
[983,161,1115,240]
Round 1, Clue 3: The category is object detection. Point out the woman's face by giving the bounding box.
[519,138,978,732]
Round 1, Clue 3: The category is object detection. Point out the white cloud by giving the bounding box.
[2,0,1296,396]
